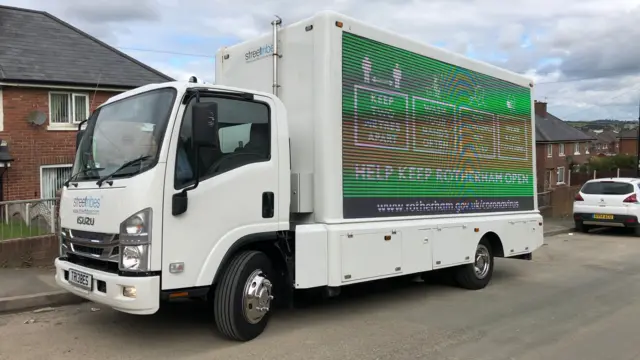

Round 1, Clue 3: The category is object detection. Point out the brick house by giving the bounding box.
[534,101,595,190]
[586,130,618,156]
[0,5,173,201]
[616,129,638,156]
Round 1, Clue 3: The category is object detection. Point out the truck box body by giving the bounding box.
[216,11,537,223]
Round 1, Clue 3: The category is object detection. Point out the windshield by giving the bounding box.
[73,88,177,181]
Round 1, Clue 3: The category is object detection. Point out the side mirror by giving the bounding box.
[172,191,188,216]
[192,102,219,148]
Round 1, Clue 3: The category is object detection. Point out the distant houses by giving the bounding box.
[534,101,595,190]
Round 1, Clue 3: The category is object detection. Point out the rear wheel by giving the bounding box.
[214,250,275,341]
[575,221,592,233]
[454,239,494,290]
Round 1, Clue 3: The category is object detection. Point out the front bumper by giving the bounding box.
[55,258,160,315]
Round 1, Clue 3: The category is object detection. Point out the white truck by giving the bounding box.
[54,11,543,341]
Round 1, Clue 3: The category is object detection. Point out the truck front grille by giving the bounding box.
[61,228,120,264]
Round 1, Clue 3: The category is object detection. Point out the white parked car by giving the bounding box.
[573,177,640,234]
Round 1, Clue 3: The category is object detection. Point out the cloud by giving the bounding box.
[3,0,640,120]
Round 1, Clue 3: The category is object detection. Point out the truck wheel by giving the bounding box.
[454,239,494,290]
[214,250,275,341]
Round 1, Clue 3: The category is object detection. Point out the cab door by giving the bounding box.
[161,92,287,290]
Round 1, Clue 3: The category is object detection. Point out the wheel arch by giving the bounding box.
[211,232,288,287]
[481,231,504,257]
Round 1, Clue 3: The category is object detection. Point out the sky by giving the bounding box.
[2,0,640,121]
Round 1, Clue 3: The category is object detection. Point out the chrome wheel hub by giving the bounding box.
[474,245,491,279]
[242,269,274,324]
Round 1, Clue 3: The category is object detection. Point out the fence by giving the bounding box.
[538,191,551,209]
[567,168,638,188]
[0,198,59,241]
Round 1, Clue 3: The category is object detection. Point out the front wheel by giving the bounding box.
[454,239,494,290]
[214,251,275,341]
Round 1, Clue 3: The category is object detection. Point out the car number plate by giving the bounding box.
[68,269,93,291]
[593,214,614,220]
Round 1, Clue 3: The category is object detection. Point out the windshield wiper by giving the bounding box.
[64,167,105,187]
[96,155,152,187]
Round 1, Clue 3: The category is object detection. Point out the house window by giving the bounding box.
[559,143,565,156]
[585,144,590,154]
[40,164,73,199]
[573,143,580,155]
[556,166,565,184]
[547,144,552,157]
[49,92,89,126]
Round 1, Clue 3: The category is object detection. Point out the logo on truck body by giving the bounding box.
[77,216,95,226]
[244,44,273,63]
[72,195,102,215]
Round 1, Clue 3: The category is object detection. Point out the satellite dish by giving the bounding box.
[26,111,46,126]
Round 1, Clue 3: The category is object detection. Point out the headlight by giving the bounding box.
[121,245,149,271]
[119,209,152,272]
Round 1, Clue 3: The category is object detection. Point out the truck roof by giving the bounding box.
[218,10,534,88]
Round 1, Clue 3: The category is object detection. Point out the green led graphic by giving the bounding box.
[341,32,534,218]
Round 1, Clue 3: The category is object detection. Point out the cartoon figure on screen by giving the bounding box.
[470,85,485,106]
[507,95,516,113]
[392,64,402,88]
[362,56,372,83]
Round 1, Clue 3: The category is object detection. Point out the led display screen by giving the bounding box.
[342,32,534,219]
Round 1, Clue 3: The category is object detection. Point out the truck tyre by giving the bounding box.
[214,250,275,341]
[454,239,494,290]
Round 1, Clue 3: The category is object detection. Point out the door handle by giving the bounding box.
[262,192,274,218]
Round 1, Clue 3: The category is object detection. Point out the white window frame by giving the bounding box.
[48,91,89,131]
[39,164,73,199]
[556,166,565,185]
[558,143,565,156]
[585,143,590,154]
[547,143,552,157]
[573,143,580,155]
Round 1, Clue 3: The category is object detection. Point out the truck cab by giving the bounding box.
[56,80,290,338]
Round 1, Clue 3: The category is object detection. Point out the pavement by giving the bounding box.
[1,227,639,359]
[0,218,575,315]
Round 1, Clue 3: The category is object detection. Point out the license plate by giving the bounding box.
[68,269,93,291]
[593,214,614,220]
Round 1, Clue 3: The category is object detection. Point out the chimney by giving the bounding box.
[534,100,547,116]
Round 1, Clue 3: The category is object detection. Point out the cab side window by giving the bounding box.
[174,96,270,189]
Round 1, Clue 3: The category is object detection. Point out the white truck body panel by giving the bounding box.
[216,11,542,288]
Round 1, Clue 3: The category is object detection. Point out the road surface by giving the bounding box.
[2,229,640,360]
